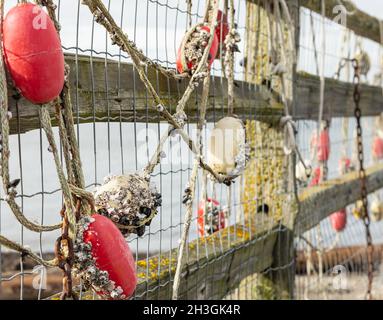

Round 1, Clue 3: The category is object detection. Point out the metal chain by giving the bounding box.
[334,58,348,80]
[352,58,374,300]
[54,200,81,300]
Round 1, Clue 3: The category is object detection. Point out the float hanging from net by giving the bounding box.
[2,3,64,104]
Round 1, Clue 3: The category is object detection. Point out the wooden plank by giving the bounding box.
[134,218,278,300]
[47,217,277,300]
[8,57,383,135]
[246,0,381,44]
[7,53,282,135]
[296,163,383,236]
[7,54,383,135]
[299,0,381,44]
[295,73,383,120]
[47,161,383,300]
[264,0,299,300]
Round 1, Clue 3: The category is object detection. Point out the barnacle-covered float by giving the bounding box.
[73,214,137,300]
[197,198,227,237]
[176,22,218,74]
[94,173,162,237]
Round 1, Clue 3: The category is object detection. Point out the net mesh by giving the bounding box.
[0,0,382,300]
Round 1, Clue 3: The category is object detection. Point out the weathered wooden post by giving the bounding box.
[242,0,299,299]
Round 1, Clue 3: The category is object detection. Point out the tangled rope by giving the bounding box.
[172,0,220,300]
[0,0,300,301]
[82,0,241,186]
[0,1,62,234]
[0,0,92,299]
[0,0,244,300]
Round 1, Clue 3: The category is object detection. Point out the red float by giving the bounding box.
[215,10,229,57]
[330,209,347,232]
[3,3,65,104]
[372,136,383,160]
[81,214,137,299]
[311,129,330,162]
[216,10,229,42]
[176,23,218,74]
[197,198,226,237]
[309,167,322,187]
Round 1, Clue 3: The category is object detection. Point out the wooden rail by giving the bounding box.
[295,73,383,120]
[296,162,383,235]
[7,54,383,135]
[134,219,278,300]
[248,0,381,46]
[7,54,283,135]
[131,162,383,299]
[47,218,279,300]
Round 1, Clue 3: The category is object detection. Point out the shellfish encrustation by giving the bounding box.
[94,173,161,237]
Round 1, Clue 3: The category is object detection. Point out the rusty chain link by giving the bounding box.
[352,58,374,300]
[54,200,81,300]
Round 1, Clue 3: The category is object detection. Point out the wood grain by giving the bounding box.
[297,163,383,236]
[8,55,383,135]
[8,53,282,135]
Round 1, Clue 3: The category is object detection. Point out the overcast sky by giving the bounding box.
[354,0,383,19]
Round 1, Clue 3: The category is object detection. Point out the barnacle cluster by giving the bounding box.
[94,173,161,237]
[203,201,227,235]
[230,128,251,178]
[73,215,126,300]
[182,23,213,74]
[223,29,241,75]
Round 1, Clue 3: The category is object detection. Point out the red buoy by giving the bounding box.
[309,167,322,187]
[197,198,226,237]
[330,209,347,232]
[176,23,218,74]
[215,10,229,57]
[311,129,330,162]
[82,214,137,299]
[3,3,65,104]
[372,136,383,160]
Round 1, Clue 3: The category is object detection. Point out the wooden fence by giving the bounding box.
[4,0,383,300]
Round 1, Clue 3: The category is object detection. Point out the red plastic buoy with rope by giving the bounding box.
[330,209,347,232]
[197,198,226,237]
[176,23,218,74]
[81,214,137,299]
[2,3,65,104]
